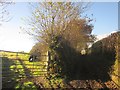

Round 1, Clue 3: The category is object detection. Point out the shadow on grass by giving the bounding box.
[18,59,33,78]
[2,57,36,89]
[2,57,19,89]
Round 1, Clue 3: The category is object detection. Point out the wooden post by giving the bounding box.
[47,51,51,74]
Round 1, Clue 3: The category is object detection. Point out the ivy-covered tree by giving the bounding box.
[26,2,95,78]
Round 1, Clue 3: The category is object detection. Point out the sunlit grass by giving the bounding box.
[15,81,37,90]
[111,59,120,86]
[1,51,48,89]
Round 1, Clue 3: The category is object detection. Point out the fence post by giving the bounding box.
[47,51,51,74]
[16,52,18,59]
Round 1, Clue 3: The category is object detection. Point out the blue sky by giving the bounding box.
[0,2,118,52]
[91,2,118,35]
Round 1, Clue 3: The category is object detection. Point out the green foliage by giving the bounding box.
[15,81,37,90]
[43,74,65,88]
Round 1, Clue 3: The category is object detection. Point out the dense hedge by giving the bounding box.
[92,31,120,85]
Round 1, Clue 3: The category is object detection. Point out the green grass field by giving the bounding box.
[1,51,48,89]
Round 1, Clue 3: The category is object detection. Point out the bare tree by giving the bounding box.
[0,0,12,25]
[25,2,93,48]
